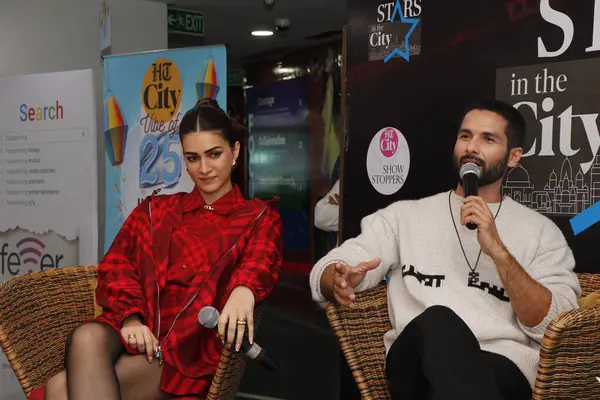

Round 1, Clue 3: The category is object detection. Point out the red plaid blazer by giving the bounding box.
[94,185,283,396]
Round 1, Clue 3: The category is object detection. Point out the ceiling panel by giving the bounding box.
[148,0,346,65]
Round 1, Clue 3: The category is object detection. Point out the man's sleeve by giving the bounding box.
[309,205,401,303]
[517,221,581,342]
[314,180,340,232]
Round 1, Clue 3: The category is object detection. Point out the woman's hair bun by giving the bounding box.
[195,98,221,110]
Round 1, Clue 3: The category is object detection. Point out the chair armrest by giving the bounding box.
[206,304,265,400]
[325,284,392,400]
[577,273,600,298]
[533,304,600,400]
[0,266,98,395]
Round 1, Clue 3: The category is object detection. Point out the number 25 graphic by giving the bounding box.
[140,134,181,188]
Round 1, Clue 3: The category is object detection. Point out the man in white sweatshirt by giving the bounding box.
[309,100,581,400]
[314,179,340,236]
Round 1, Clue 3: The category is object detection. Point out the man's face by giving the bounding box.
[453,109,522,187]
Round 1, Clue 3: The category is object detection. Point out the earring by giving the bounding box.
[232,160,236,166]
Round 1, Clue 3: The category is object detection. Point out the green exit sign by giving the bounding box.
[167,8,204,36]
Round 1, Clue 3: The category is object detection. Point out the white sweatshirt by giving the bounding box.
[310,190,581,387]
[314,179,340,233]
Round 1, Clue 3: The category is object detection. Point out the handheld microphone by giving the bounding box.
[198,306,278,371]
[459,162,481,231]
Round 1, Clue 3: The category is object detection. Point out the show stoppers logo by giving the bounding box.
[0,237,64,276]
[369,0,422,63]
[366,127,411,195]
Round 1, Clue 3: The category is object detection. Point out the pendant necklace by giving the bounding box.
[448,191,503,285]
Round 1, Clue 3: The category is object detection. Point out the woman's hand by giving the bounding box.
[120,315,158,363]
[218,286,255,351]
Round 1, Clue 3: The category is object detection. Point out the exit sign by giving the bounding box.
[167,8,204,36]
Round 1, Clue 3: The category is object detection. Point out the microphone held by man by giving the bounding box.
[459,161,481,230]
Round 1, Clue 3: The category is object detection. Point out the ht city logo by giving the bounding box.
[0,237,64,276]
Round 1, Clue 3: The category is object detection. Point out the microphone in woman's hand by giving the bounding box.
[198,306,278,371]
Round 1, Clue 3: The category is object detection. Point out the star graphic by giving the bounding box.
[384,0,420,63]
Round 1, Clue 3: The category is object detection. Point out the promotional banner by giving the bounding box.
[344,0,600,272]
[496,58,600,235]
[103,46,227,251]
[246,77,311,256]
[0,69,98,399]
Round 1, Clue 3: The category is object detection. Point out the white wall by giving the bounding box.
[111,0,168,55]
[0,1,166,398]
[0,0,167,258]
[0,0,101,77]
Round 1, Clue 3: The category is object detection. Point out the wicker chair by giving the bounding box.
[325,272,600,400]
[0,265,259,399]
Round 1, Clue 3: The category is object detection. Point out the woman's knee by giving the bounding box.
[66,321,121,357]
[44,370,67,400]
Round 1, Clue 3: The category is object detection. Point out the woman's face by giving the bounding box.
[181,130,240,201]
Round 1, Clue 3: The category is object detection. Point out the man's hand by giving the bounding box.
[331,259,381,307]
[461,196,506,258]
[328,193,340,205]
[462,196,555,327]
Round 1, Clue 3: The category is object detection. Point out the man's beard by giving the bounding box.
[453,153,509,188]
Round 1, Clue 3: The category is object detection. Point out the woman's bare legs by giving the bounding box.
[44,321,167,400]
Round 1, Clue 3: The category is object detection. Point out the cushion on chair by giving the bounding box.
[578,290,600,307]
[27,386,44,400]
[91,278,102,317]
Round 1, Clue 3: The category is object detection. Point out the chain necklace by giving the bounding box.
[448,191,503,285]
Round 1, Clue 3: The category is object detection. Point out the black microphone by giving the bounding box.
[198,306,278,371]
[459,162,481,231]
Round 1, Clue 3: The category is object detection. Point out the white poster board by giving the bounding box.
[0,69,98,399]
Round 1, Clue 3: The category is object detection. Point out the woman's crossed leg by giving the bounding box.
[44,322,167,400]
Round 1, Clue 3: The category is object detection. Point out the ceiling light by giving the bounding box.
[274,66,296,74]
[252,30,274,37]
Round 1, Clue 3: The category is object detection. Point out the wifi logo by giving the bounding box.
[16,237,46,266]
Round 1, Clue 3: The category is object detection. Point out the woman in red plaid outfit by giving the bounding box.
[35,99,283,400]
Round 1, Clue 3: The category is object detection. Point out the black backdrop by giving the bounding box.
[343,0,600,274]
